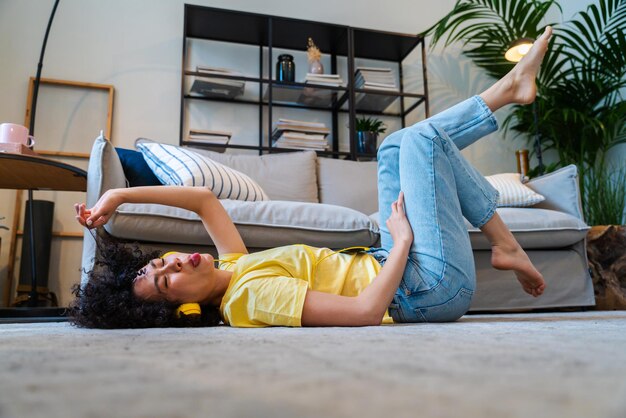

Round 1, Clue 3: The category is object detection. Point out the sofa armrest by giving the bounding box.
[526,164,585,221]
[86,133,127,207]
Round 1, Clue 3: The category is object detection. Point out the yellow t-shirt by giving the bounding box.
[218,244,393,327]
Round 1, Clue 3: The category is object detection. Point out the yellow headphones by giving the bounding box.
[175,303,202,318]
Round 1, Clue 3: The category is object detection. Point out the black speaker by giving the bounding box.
[18,200,55,293]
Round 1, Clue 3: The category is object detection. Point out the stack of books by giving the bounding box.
[271,119,330,151]
[304,73,344,87]
[354,67,398,112]
[354,67,398,91]
[189,66,245,99]
[186,129,232,145]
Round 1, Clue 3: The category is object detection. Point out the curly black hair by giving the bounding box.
[68,234,221,328]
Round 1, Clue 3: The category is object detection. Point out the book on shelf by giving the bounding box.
[189,77,245,99]
[271,119,330,143]
[355,67,398,92]
[304,73,344,87]
[356,83,399,92]
[275,118,326,128]
[189,129,232,137]
[189,66,246,99]
[187,136,231,145]
[187,129,232,145]
[356,68,393,74]
[272,133,329,151]
[273,141,329,151]
[279,132,328,143]
[271,128,330,141]
[355,71,394,81]
[195,65,244,77]
[305,80,344,87]
[271,125,330,137]
[355,66,394,72]
[277,131,326,141]
[355,82,398,92]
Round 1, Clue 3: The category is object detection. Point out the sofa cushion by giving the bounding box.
[317,158,378,214]
[115,147,163,187]
[465,207,589,249]
[369,207,588,250]
[105,200,380,249]
[137,142,269,202]
[183,146,319,203]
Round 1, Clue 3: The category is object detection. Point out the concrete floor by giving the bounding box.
[1,311,625,418]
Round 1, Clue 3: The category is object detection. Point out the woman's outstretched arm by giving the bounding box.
[74,186,247,256]
[301,192,412,326]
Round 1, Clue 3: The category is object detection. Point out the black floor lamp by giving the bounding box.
[505,37,545,176]
[24,0,61,307]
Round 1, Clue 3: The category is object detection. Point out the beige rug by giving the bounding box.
[1,311,625,418]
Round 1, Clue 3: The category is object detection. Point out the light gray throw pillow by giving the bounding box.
[317,158,379,215]
[186,146,319,203]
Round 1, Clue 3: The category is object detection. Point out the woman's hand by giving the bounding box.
[386,191,413,248]
[302,191,414,326]
[74,189,124,229]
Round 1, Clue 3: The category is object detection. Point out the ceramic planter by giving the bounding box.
[356,131,378,155]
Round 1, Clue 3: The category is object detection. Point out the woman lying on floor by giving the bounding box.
[69,28,552,329]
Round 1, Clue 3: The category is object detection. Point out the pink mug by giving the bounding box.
[0,123,36,148]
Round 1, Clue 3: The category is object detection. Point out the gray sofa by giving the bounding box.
[81,135,595,311]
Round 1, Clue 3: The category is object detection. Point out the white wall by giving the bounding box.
[0,0,619,305]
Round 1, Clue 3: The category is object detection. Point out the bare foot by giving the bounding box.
[507,26,553,104]
[491,243,546,297]
[480,26,553,111]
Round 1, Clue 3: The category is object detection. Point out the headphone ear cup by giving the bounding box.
[175,303,202,318]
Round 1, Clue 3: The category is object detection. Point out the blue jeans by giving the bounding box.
[377,96,500,323]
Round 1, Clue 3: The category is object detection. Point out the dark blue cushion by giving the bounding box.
[115,147,162,187]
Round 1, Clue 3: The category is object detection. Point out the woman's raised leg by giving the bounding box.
[378,27,552,321]
[378,103,500,322]
[476,26,552,297]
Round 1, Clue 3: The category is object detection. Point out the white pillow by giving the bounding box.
[137,142,269,202]
[486,173,545,207]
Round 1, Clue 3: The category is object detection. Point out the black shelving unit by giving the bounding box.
[180,4,429,160]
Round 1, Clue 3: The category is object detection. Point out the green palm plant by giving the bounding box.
[426,0,560,79]
[424,0,626,224]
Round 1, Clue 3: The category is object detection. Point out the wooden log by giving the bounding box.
[587,225,626,310]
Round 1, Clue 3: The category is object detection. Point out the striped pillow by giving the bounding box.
[137,142,269,202]
[486,173,545,207]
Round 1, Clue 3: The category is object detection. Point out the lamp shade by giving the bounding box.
[505,38,534,62]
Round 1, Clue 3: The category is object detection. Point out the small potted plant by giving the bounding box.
[355,116,386,155]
